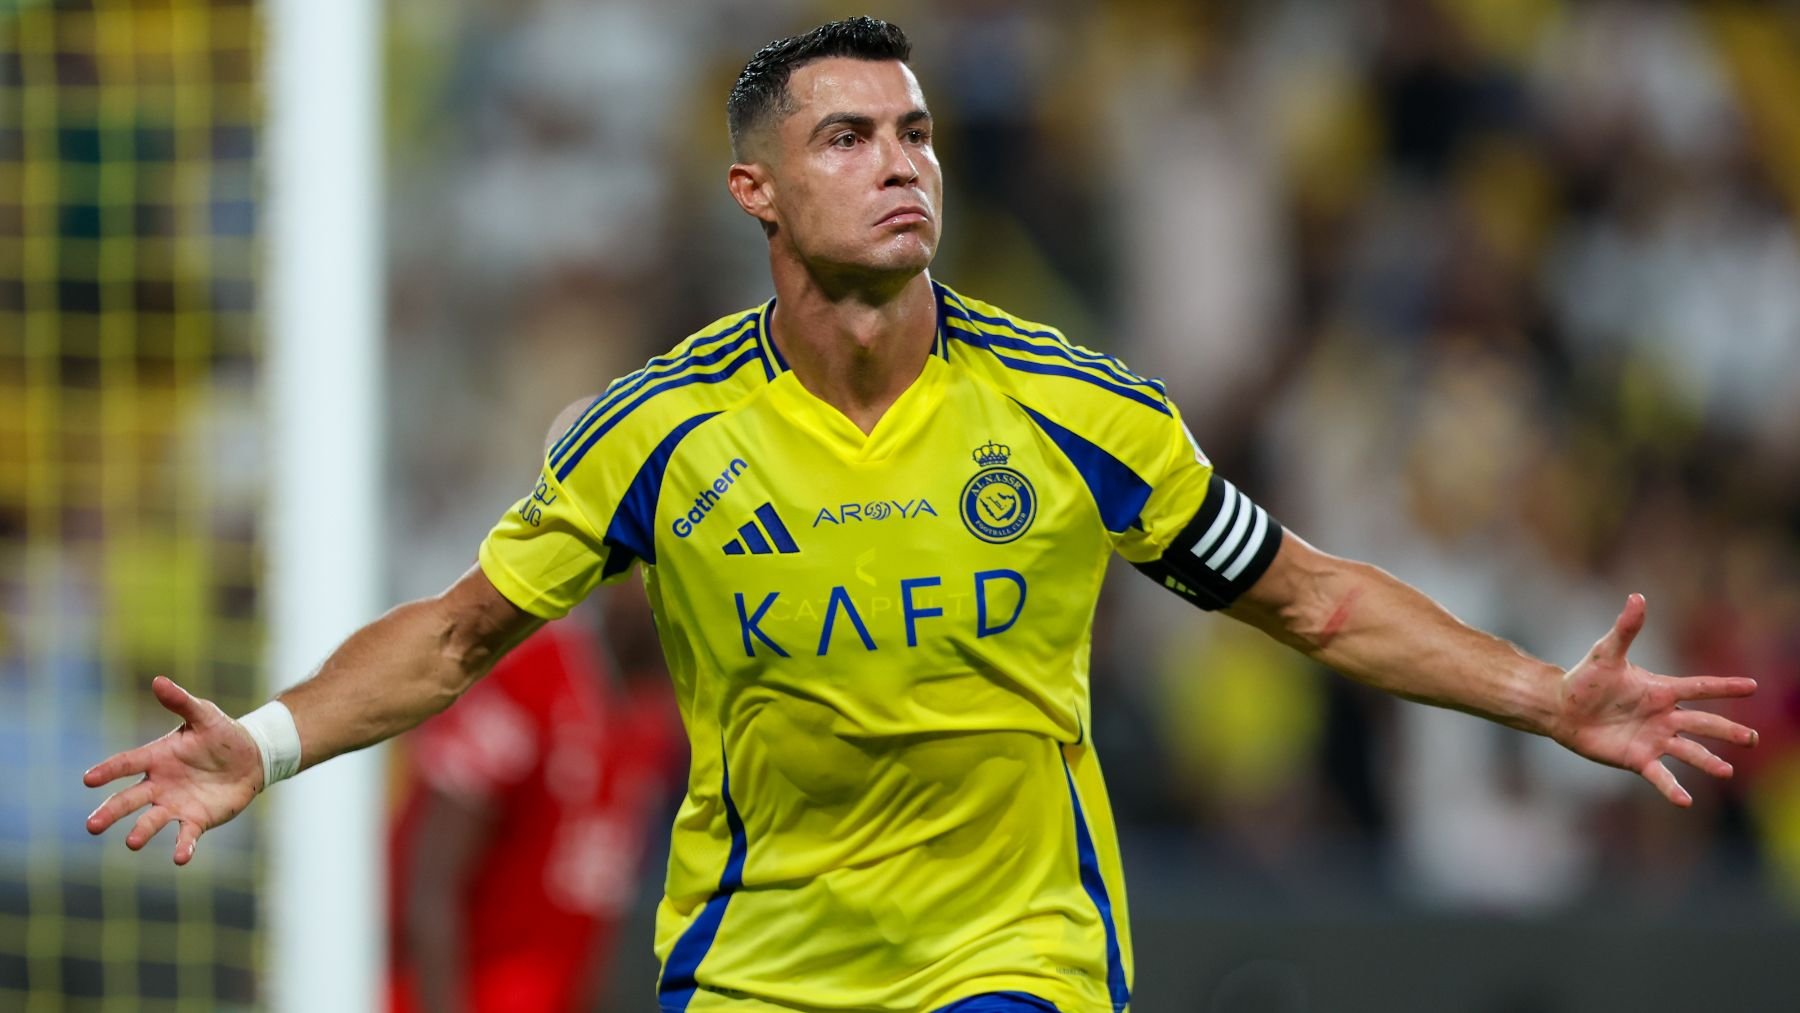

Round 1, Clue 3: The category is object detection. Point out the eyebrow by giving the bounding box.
[809,108,932,139]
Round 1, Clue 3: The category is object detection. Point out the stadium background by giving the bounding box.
[5,0,1798,1009]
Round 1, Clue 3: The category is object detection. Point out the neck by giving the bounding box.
[766,260,937,435]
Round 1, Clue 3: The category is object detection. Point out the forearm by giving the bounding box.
[276,568,540,773]
[1228,537,1564,738]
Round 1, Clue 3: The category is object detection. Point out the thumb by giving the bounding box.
[151,676,220,729]
[1594,593,1646,663]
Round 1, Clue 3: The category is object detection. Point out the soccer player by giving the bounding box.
[84,17,1760,1013]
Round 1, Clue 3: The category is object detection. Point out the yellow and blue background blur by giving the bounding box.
[5,0,1799,1009]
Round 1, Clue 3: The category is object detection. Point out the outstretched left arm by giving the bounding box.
[1224,531,1760,806]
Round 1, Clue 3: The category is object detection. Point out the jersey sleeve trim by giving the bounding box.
[1013,399,1152,533]
[551,313,762,481]
[1130,475,1283,610]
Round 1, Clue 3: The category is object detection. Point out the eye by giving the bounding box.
[831,132,857,149]
[905,128,929,144]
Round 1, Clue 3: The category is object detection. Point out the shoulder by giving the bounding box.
[937,283,1174,428]
[542,303,774,485]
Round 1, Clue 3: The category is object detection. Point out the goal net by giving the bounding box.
[2,1,264,1007]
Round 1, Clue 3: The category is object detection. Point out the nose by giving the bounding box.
[880,135,919,189]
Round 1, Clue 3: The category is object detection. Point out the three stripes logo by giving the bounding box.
[722,502,800,556]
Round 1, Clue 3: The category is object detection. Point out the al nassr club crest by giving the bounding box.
[960,439,1036,543]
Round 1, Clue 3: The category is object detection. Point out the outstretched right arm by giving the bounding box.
[82,566,542,864]
[278,565,541,773]
[84,393,623,863]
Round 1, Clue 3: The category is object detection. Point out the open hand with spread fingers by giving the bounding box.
[82,676,264,865]
[1553,593,1760,806]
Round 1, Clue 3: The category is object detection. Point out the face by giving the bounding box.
[732,58,943,283]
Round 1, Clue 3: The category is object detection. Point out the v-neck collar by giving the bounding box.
[754,283,952,382]
[757,285,954,462]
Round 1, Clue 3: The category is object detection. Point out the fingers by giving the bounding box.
[1639,759,1691,807]
[83,745,151,788]
[173,822,203,866]
[152,676,219,729]
[1595,593,1647,663]
[1670,676,1759,704]
[86,780,156,835]
[1673,707,1760,747]
[126,806,176,851]
[1663,736,1733,779]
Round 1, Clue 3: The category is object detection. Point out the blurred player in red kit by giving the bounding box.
[386,597,681,1013]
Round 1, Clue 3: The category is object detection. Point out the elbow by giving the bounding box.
[424,600,502,700]
[1243,538,1374,654]
[1300,582,1364,651]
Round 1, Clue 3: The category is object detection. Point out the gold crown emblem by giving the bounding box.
[972,440,1010,467]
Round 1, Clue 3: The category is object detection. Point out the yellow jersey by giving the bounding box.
[479,281,1234,1012]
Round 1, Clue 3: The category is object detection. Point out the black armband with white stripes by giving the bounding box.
[1131,476,1283,611]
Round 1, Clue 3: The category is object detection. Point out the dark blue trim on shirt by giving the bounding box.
[556,345,762,482]
[1015,401,1152,533]
[658,749,750,1010]
[933,283,951,360]
[940,298,1171,417]
[985,352,1171,416]
[940,288,1165,395]
[602,411,720,568]
[550,313,756,470]
[758,298,788,378]
[934,992,1061,1012]
[1065,761,1130,1012]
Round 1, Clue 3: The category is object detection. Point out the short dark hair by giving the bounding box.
[727,17,913,160]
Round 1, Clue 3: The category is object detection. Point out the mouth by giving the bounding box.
[876,205,930,227]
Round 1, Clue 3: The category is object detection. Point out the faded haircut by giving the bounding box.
[727,16,913,161]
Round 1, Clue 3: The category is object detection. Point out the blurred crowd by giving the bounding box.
[4,0,1791,1006]
[382,0,1800,929]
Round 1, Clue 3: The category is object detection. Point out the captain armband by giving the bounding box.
[1131,476,1283,611]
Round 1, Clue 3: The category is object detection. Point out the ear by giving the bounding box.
[727,162,778,229]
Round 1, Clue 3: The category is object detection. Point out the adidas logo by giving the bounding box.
[722,502,800,556]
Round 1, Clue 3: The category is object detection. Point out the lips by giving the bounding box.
[877,205,929,226]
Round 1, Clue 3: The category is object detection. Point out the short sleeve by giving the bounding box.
[1119,405,1283,610]
[477,337,750,619]
[479,464,620,620]
[1111,403,1216,564]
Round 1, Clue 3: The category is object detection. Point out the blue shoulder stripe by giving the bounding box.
[955,322,1173,416]
[549,315,752,464]
[603,411,720,570]
[946,314,1173,408]
[944,292,1165,395]
[549,313,758,469]
[1016,400,1152,532]
[555,344,762,482]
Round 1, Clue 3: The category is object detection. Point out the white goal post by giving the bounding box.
[262,0,386,1010]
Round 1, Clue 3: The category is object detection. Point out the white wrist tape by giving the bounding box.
[237,701,302,791]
